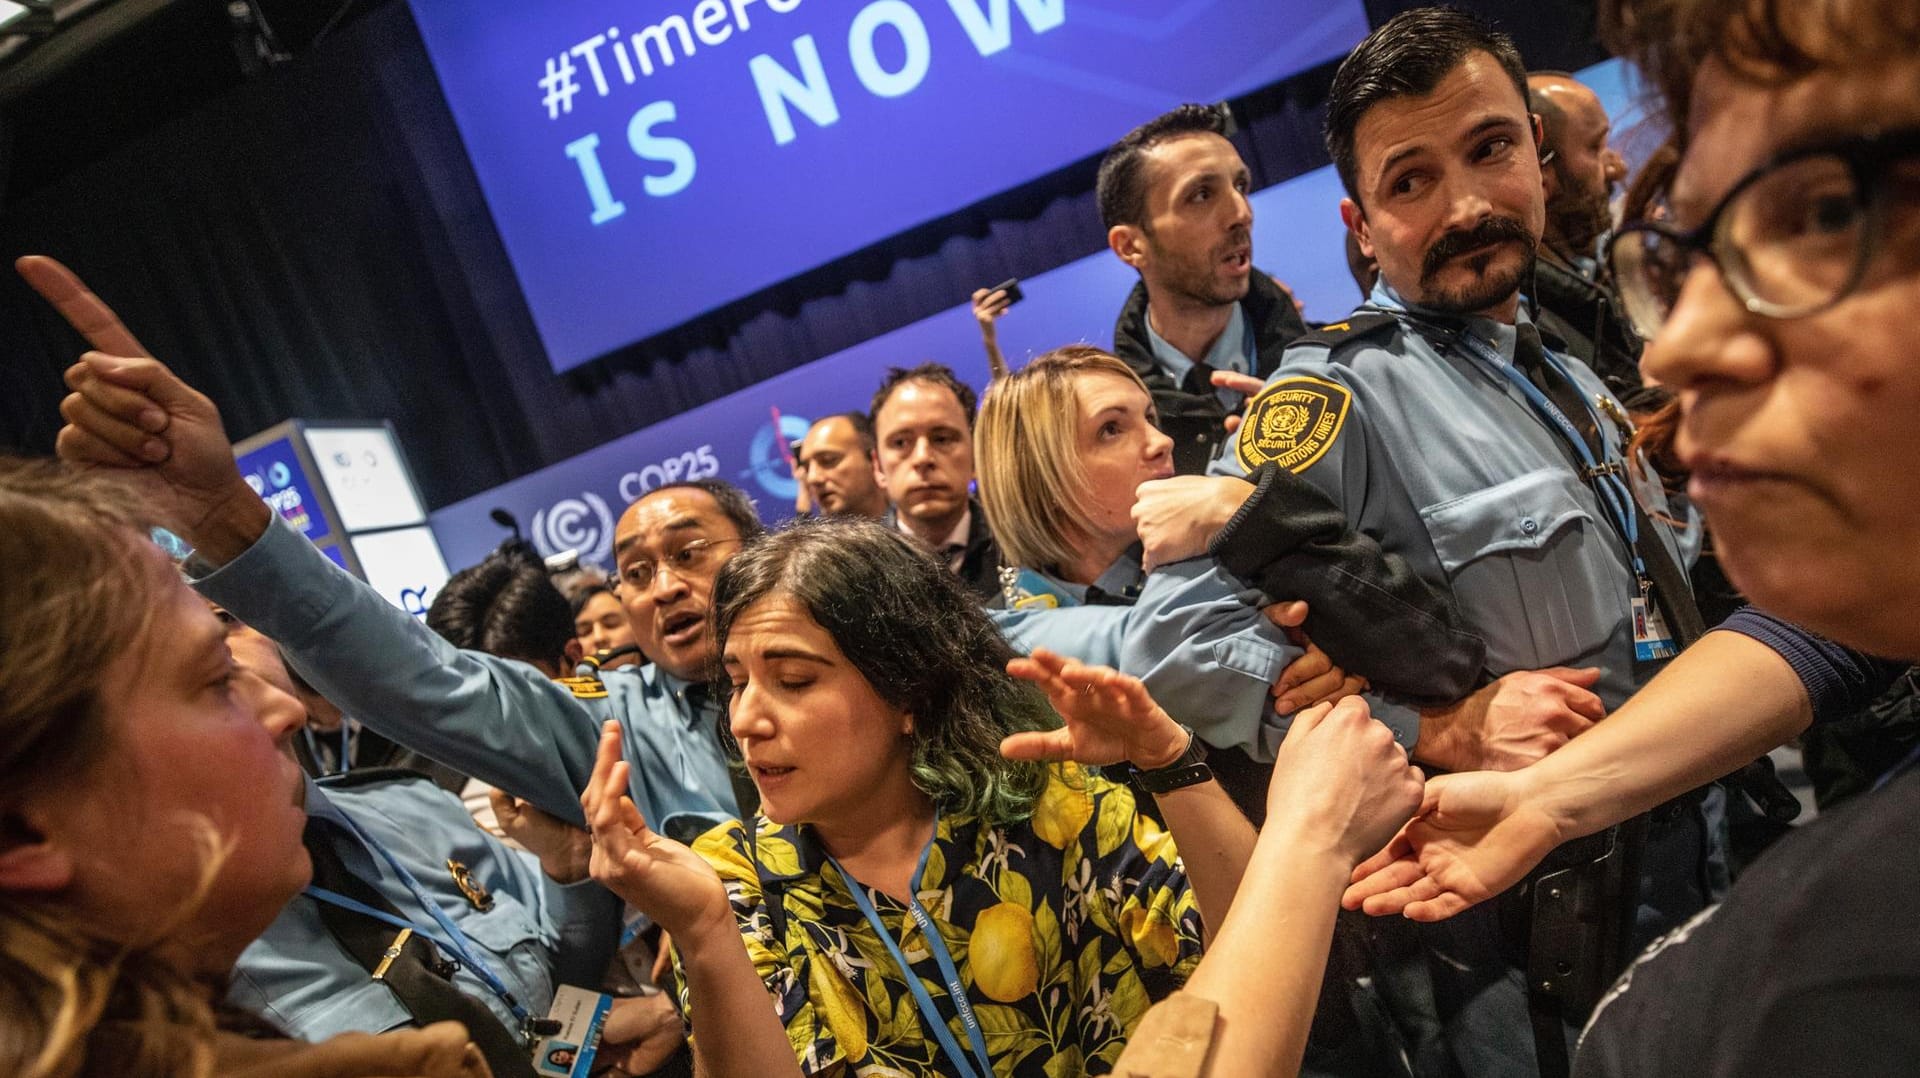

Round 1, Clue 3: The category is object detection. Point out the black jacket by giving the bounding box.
[887,499,1005,604]
[1112,270,1307,475]
[1530,254,1646,403]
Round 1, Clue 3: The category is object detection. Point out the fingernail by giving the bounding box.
[1275,697,1296,713]
[139,408,167,433]
[142,439,170,461]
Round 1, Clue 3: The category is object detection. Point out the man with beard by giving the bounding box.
[1192,9,1712,1075]
[1100,104,1308,474]
[1527,72,1645,399]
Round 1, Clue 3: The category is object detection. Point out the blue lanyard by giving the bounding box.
[827,821,995,1078]
[1457,333,1647,582]
[306,812,530,1026]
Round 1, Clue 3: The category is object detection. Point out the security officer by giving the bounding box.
[186,479,749,844]
[217,612,620,1078]
[1208,11,1712,1075]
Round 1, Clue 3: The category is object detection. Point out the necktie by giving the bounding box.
[1513,323,1706,649]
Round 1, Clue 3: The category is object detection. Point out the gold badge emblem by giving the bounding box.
[555,675,608,700]
[447,859,494,912]
[1236,377,1352,473]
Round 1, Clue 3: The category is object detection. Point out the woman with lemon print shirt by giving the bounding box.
[580,517,1268,1077]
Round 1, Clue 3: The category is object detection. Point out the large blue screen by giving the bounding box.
[408,0,1369,372]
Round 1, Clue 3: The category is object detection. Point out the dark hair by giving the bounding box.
[1598,0,1919,148]
[568,580,616,620]
[639,479,766,542]
[814,411,876,455]
[869,363,980,432]
[1326,7,1531,202]
[427,541,575,666]
[710,516,1057,825]
[1096,103,1232,232]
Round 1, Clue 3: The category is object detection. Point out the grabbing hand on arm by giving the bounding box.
[1262,603,1368,714]
[24,255,269,563]
[1002,648,1256,937]
[490,790,592,884]
[581,722,802,1078]
[1132,474,1254,571]
[1344,629,1815,921]
[1411,666,1604,774]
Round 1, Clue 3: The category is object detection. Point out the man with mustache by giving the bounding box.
[1100,103,1309,475]
[1175,9,1712,1074]
[1527,72,1643,400]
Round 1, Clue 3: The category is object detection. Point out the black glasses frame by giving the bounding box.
[1607,125,1920,329]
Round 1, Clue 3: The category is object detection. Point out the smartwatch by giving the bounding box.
[1128,725,1212,794]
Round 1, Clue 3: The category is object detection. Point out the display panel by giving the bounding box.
[409,0,1369,371]
[350,525,453,619]
[304,426,429,533]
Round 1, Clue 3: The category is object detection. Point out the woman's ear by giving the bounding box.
[0,812,76,894]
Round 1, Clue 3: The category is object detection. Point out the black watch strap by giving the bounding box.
[1129,726,1212,794]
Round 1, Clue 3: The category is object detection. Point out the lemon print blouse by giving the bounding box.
[676,763,1205,1076]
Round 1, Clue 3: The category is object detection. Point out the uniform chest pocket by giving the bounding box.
[1420,468,1626,670]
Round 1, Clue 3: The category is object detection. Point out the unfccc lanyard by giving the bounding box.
[1458,333,1647,583]
[305,812,532,1030]
[827,822,995,1078]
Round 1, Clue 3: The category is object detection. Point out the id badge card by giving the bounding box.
[531,985,613,1077]
[1633,591,1679,662]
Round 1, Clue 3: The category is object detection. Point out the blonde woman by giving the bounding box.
[0,457,487,1078]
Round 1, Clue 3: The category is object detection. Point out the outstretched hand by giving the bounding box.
[1001,648,1190,771]
[1341,768,1563,920]
[21,256,264,554]
[581,722,730,940]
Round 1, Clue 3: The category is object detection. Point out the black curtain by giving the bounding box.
[0,0,1604,510]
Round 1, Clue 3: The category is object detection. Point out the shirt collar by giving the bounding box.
[1368,279,1536,363]
[1044,543,1146,605]
[896,505,972,554]
[1144,303,1253,389]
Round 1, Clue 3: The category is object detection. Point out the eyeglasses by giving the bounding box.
[1607,126,1920,339]
[617,537,741,591]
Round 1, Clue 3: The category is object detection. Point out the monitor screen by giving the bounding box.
[409,0,1369,371]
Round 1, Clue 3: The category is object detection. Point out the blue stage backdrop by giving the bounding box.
[407,0,1369,372]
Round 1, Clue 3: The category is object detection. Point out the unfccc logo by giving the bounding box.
[531,492,614,567]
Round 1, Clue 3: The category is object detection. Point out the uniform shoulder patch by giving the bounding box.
[555,674,608,699]
[1236,376,1353,474]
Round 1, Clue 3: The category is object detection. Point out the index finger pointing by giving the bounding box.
[16,256,150,359]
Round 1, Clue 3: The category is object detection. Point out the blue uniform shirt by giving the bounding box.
[192,518,737,840]
[1212,282,1698,714]
[1146,302,1255,410]
[228,774,590,1040]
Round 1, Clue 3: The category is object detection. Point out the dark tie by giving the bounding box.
[1513,323,1706,649]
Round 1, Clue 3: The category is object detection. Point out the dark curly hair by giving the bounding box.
[709,516,1057,825]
